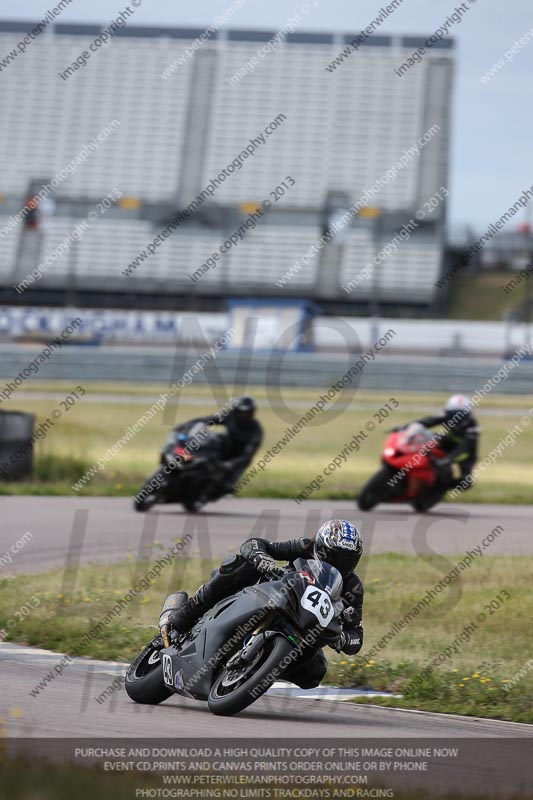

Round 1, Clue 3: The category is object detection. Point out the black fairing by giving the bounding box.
[158,425,225,502]
[162,558,343,700]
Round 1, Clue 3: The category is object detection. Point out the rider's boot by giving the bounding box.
[168,583,214,634]
[165,555,258,636]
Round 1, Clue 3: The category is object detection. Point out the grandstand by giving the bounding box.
[0,21,454,310]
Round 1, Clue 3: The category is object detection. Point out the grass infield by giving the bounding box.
[0,382,532,504]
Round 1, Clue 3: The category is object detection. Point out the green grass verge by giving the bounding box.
[1,383,532,503]
[1,553,531,723]
[446,270,529,320]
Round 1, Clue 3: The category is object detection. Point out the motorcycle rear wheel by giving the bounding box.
[207,634,293,716]
[183,499,202,513]
[412,491,445,513]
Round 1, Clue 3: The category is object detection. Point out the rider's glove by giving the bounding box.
[251,552,276,573]
[333,631,349,652]
[334,626,363,655]
[341,606,358,625]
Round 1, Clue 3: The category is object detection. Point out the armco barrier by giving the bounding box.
[0,345,533,394]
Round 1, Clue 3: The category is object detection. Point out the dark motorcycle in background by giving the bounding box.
[125,558,344,716]
[134,422,228,513]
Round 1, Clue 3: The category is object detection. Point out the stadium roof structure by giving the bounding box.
[0,19,455,48]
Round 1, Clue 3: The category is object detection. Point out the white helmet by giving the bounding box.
[444,394,472,424]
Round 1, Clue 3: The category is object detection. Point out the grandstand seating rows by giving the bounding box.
[0,37,192,203]
[2,216,442,301]
[0,27,452,211]
[0,23,452,303]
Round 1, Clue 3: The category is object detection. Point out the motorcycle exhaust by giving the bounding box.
[158,592,187,648]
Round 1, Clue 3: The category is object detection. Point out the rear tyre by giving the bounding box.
[125,637,172,704]
[208,634,293,717]
[412,491,444,513]
[358,466,395,511]
[183,499,203,513]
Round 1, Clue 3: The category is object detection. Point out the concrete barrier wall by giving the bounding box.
[0,307,530,357]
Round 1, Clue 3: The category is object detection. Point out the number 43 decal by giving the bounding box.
[301,586,335,626]
[162,653,173,686]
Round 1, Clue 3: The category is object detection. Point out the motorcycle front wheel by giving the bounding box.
[133,466,169,512]
[357,466,395,511]
[125,636,172,704]
[207,634,293,717]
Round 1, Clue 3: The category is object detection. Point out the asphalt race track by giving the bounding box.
[1,641,531,742]
[1,642,532,796]
[1,497,532,795]
[2,641,532,739]
[2,497,532,577]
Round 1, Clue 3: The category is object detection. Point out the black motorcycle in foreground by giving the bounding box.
[134,422,227,513]
[125,558,343,716]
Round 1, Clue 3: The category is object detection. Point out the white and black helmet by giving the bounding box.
[444,394,473,426]
[314,519,363,576]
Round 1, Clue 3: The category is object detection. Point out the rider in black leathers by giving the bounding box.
[163,519,365,689]
[415,393,479,494]
[176,396,262,494]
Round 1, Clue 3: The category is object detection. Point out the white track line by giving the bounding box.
[0,643,396,700]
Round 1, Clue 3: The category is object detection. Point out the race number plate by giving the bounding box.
[300,586,335,627]
[162,653,173,687]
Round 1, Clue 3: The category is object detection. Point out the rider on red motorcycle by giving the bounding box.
[414,394,479,495]
[359,395,479,512]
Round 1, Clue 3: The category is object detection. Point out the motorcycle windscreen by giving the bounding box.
[291,558,343,600]
[398,423,434,453]
[287,559,343,642]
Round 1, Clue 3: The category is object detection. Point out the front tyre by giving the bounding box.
[133,467,169,513]
[358,466,395,511]
[134,494,157,513]
[125,637,172,705]
[208,634,293,717]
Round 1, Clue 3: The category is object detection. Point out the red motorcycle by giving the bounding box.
[358,423,447,512]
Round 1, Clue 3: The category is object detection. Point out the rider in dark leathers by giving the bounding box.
[176,396,262,494]
[415,394,479,494]
[164,520,364,689]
